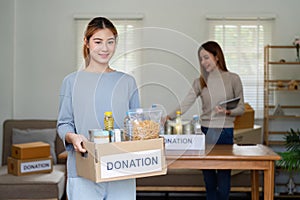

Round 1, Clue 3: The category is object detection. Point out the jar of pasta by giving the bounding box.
[128,108,162,140]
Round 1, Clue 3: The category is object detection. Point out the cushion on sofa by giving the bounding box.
[0,164,65,199]
[12,128,57,164]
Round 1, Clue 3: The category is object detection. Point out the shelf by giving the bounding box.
[264,45,300,145]
[269,115,300,119]
[268,141,285,145]
[265,105,300,109]
[267,45,298,49]
[265,80,300,92]
[266,80,300,82]
[274,194,300,198]
[267,88,300,92]
[269,131,289,135]
[268,62,300,65]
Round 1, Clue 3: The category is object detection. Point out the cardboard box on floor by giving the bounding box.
[234,103,254,129]
[76,138,167,183]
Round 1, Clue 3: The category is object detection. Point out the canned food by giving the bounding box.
[88,129,110,144]
[113,129,121,142]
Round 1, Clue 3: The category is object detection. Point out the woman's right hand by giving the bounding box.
[65,132,87,153]
[215,106,231,115]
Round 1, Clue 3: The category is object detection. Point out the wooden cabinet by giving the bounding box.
[264,45,300,145]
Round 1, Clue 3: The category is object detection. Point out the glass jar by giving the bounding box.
[104,111,114,131]
[174,110,182,134]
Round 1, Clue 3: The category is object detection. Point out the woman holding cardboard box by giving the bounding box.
[167,41,245,200]
[57,17,140,199]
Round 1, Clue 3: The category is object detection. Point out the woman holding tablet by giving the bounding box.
[167,41,245,200]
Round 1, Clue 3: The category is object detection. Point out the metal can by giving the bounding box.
[88,129,110,144]
[114,129,122,142]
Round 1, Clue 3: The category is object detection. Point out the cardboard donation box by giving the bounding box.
[162,134,205,150]
[8,141,53,176]
[76,138,167,183]
[12,141,51,160]
[234,125,262,144]
[7,156,53,176]
[234,103,254,129]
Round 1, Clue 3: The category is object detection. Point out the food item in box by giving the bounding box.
[89,129,110,144]
[132,120,160,140]
[104,111,114,131]
[128,108,162,140]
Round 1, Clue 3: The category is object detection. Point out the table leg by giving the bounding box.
[264,161,275,200]
[251,170,259,200]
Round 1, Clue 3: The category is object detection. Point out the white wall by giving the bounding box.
[0,0,15,166]
[1,0,300,165]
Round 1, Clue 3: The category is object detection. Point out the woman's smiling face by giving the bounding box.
[87,28,116,66]
[199,49,218,72]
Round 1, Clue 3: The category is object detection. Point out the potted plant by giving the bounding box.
[276,128,300,194]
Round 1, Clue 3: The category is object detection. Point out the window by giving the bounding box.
[207,16,274,118]
[75,16,142,75]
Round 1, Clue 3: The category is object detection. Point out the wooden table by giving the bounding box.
[166,144,281,200]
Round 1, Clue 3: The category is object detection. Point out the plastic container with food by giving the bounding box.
[128,108,162,140]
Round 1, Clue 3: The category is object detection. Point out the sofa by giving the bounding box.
[0,119,66,200]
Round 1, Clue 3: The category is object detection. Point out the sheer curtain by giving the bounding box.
[207,16,274,118]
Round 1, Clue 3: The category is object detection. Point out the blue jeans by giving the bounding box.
[201,127,233,200]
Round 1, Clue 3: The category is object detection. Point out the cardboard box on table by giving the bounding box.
[234,125,262,144]
[76,138,167,183]
[161,134,205,150]
[234,103,255,129]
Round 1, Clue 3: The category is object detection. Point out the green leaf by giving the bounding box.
[276,129,300,172]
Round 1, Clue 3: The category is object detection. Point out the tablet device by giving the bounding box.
[218,97,241,110]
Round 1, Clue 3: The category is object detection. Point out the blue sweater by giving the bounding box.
[57,70,140,178]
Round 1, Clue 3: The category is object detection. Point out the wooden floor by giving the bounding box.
[60,192,300,199]
[137,193,300,200]
[137,192,300,200]
[136,192,256,200]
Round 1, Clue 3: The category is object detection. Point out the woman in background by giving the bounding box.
[167,41,244,200]
[57,17,140,200]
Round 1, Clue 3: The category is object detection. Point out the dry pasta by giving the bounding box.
[132,120,160,140]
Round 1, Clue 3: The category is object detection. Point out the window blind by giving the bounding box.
[207,17,274,118]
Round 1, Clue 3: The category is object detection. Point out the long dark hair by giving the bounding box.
[198,41,228,89]
[83,17,118,67]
